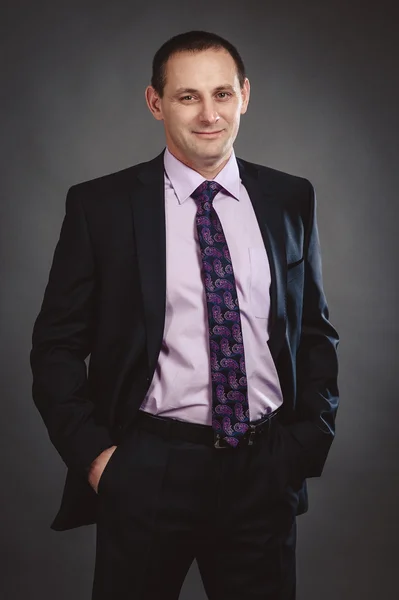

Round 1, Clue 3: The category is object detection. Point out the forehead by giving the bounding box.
[164,49,239,89]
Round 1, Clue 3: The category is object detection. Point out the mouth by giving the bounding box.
[193,130,224,137]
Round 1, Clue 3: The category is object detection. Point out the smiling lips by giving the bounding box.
[194,130,224,136]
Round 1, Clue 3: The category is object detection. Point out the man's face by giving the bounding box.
[146,49,250,168]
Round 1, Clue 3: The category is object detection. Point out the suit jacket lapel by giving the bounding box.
[131,150,167,376]
[130,150,287,376]
[237,159,287,361]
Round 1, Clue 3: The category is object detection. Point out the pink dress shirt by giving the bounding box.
[139,147,283,424]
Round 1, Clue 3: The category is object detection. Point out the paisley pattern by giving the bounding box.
[192,180,250,448]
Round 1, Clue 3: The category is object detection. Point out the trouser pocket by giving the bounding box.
[268,420,305,492]
[97,426,139,496]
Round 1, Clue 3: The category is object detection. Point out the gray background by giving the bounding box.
[1,0,398,598]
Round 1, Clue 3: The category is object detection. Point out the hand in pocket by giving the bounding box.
[275,422,306,491]
[88,445,118,494]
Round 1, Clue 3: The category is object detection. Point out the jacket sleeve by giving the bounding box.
[286,180,340,478]
[30,185,114,476]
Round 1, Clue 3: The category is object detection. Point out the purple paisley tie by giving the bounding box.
[191,180,250,448]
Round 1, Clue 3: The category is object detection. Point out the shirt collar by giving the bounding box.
[163,146,241,204]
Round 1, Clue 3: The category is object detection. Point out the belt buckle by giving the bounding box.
[214,424,258,448]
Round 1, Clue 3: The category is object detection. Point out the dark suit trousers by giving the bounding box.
[91,414,299,600]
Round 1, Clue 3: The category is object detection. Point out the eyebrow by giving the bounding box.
[173,84,235,96]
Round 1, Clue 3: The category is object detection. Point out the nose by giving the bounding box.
[198,98,220,125]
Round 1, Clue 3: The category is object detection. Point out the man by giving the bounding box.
[30,30,339,600]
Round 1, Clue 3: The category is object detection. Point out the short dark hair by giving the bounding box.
[151,30,246,98]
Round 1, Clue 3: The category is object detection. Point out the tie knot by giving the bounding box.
[191,180,223,206]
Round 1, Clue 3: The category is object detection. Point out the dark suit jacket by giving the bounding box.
[30,148,339,531]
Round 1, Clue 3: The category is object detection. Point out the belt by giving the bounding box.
[135,406,282,449]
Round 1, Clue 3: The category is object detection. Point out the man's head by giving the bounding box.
[145,31,250,175]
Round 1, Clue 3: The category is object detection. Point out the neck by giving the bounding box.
[167,147,232,179]
[195,159,229,180]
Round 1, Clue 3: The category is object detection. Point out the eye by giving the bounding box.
[217,92,232,99]
[181,95,194,101]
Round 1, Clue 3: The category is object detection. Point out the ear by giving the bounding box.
[145,86,164,121]
[240,78,250,115]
